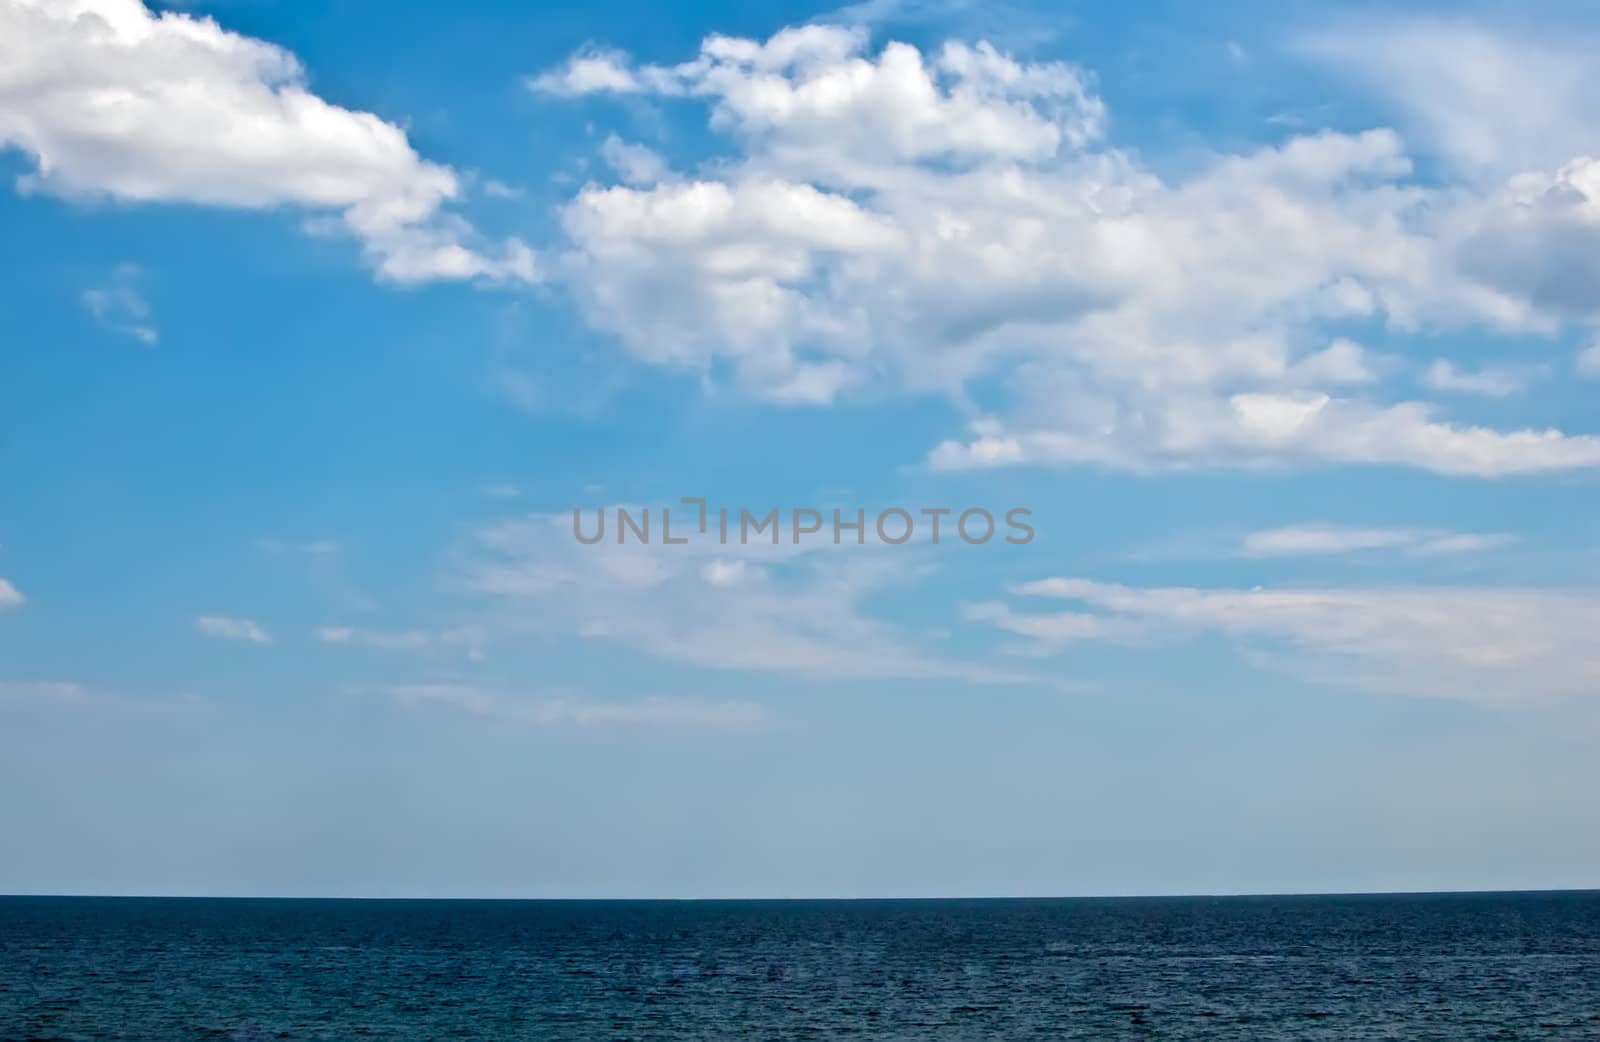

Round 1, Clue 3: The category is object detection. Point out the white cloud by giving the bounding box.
[963,599,1141,650]
[1287,338,1380,387]
[1410,533,1519,557]
[82,264,156,343]
[983,577,1600,705]
[1242,525,1415,557]
[1240,525,1516,559]
[1448,156,1600,322]
[194,614,271,644]
[479,482,524,501]
[702,558,760,587]
[1304,22,1600,325]
[526,47,642,96]
[532,27,1105,157]
[600,134,668,186]
[1303,20,1599,180]
[384,684,772,729]
[0,578,22,609]
[1421,359,1534,397]
[929,396,1600,477]
[535,25,1600,476]
[480,178,523,200]
[0,0,536,284]
[315,625,477,655]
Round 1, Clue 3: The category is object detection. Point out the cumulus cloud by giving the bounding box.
[0,0,536,284]
[533,24,1600,475]
[533,27,1105,157]
[1239,525,1516,559]
[0,578,24,609]
[979,577,1600,705]
[194,614,271,644]
[1449,157,1600,322]
[526,47,642,96]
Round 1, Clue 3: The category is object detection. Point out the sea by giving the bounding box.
[3,892,1599,1040]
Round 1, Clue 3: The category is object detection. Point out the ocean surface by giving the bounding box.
[3,892,1599,1040]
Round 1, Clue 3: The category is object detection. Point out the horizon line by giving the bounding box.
[4,886,1598,903]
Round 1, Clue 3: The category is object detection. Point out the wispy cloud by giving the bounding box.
[1422,359,1537,397]
[251,537,340,557]
[479,482,523,501]
[1580,343,1600,377]
[383,684,773,729]
[315,625,483,659]
[977,577,1600,705]
[194,615,271,644]
[1239,525,1517,559]
[317,626,427,650]
[0,679,206,714]
[0,680,84,704]
[0,578,23,609]
[462,509,1030,684]
[82,265,157,344]
[963,600,1141,653]
[599,134,668,186]
[1301,18,1599,179]
[251,536,374,613]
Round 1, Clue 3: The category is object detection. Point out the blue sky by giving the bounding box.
[3,0,1600,898]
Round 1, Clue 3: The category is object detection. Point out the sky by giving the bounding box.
[2,0,1600,899]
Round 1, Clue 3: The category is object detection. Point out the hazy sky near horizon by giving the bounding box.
[3,0,1600,898]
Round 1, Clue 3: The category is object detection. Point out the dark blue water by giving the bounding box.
[4,892,1599,1040]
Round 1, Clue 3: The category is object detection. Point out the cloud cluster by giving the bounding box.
[973,578,1600,705]
[534,23,1600,475]
[0,578,24,609]
[0,0,535,283]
